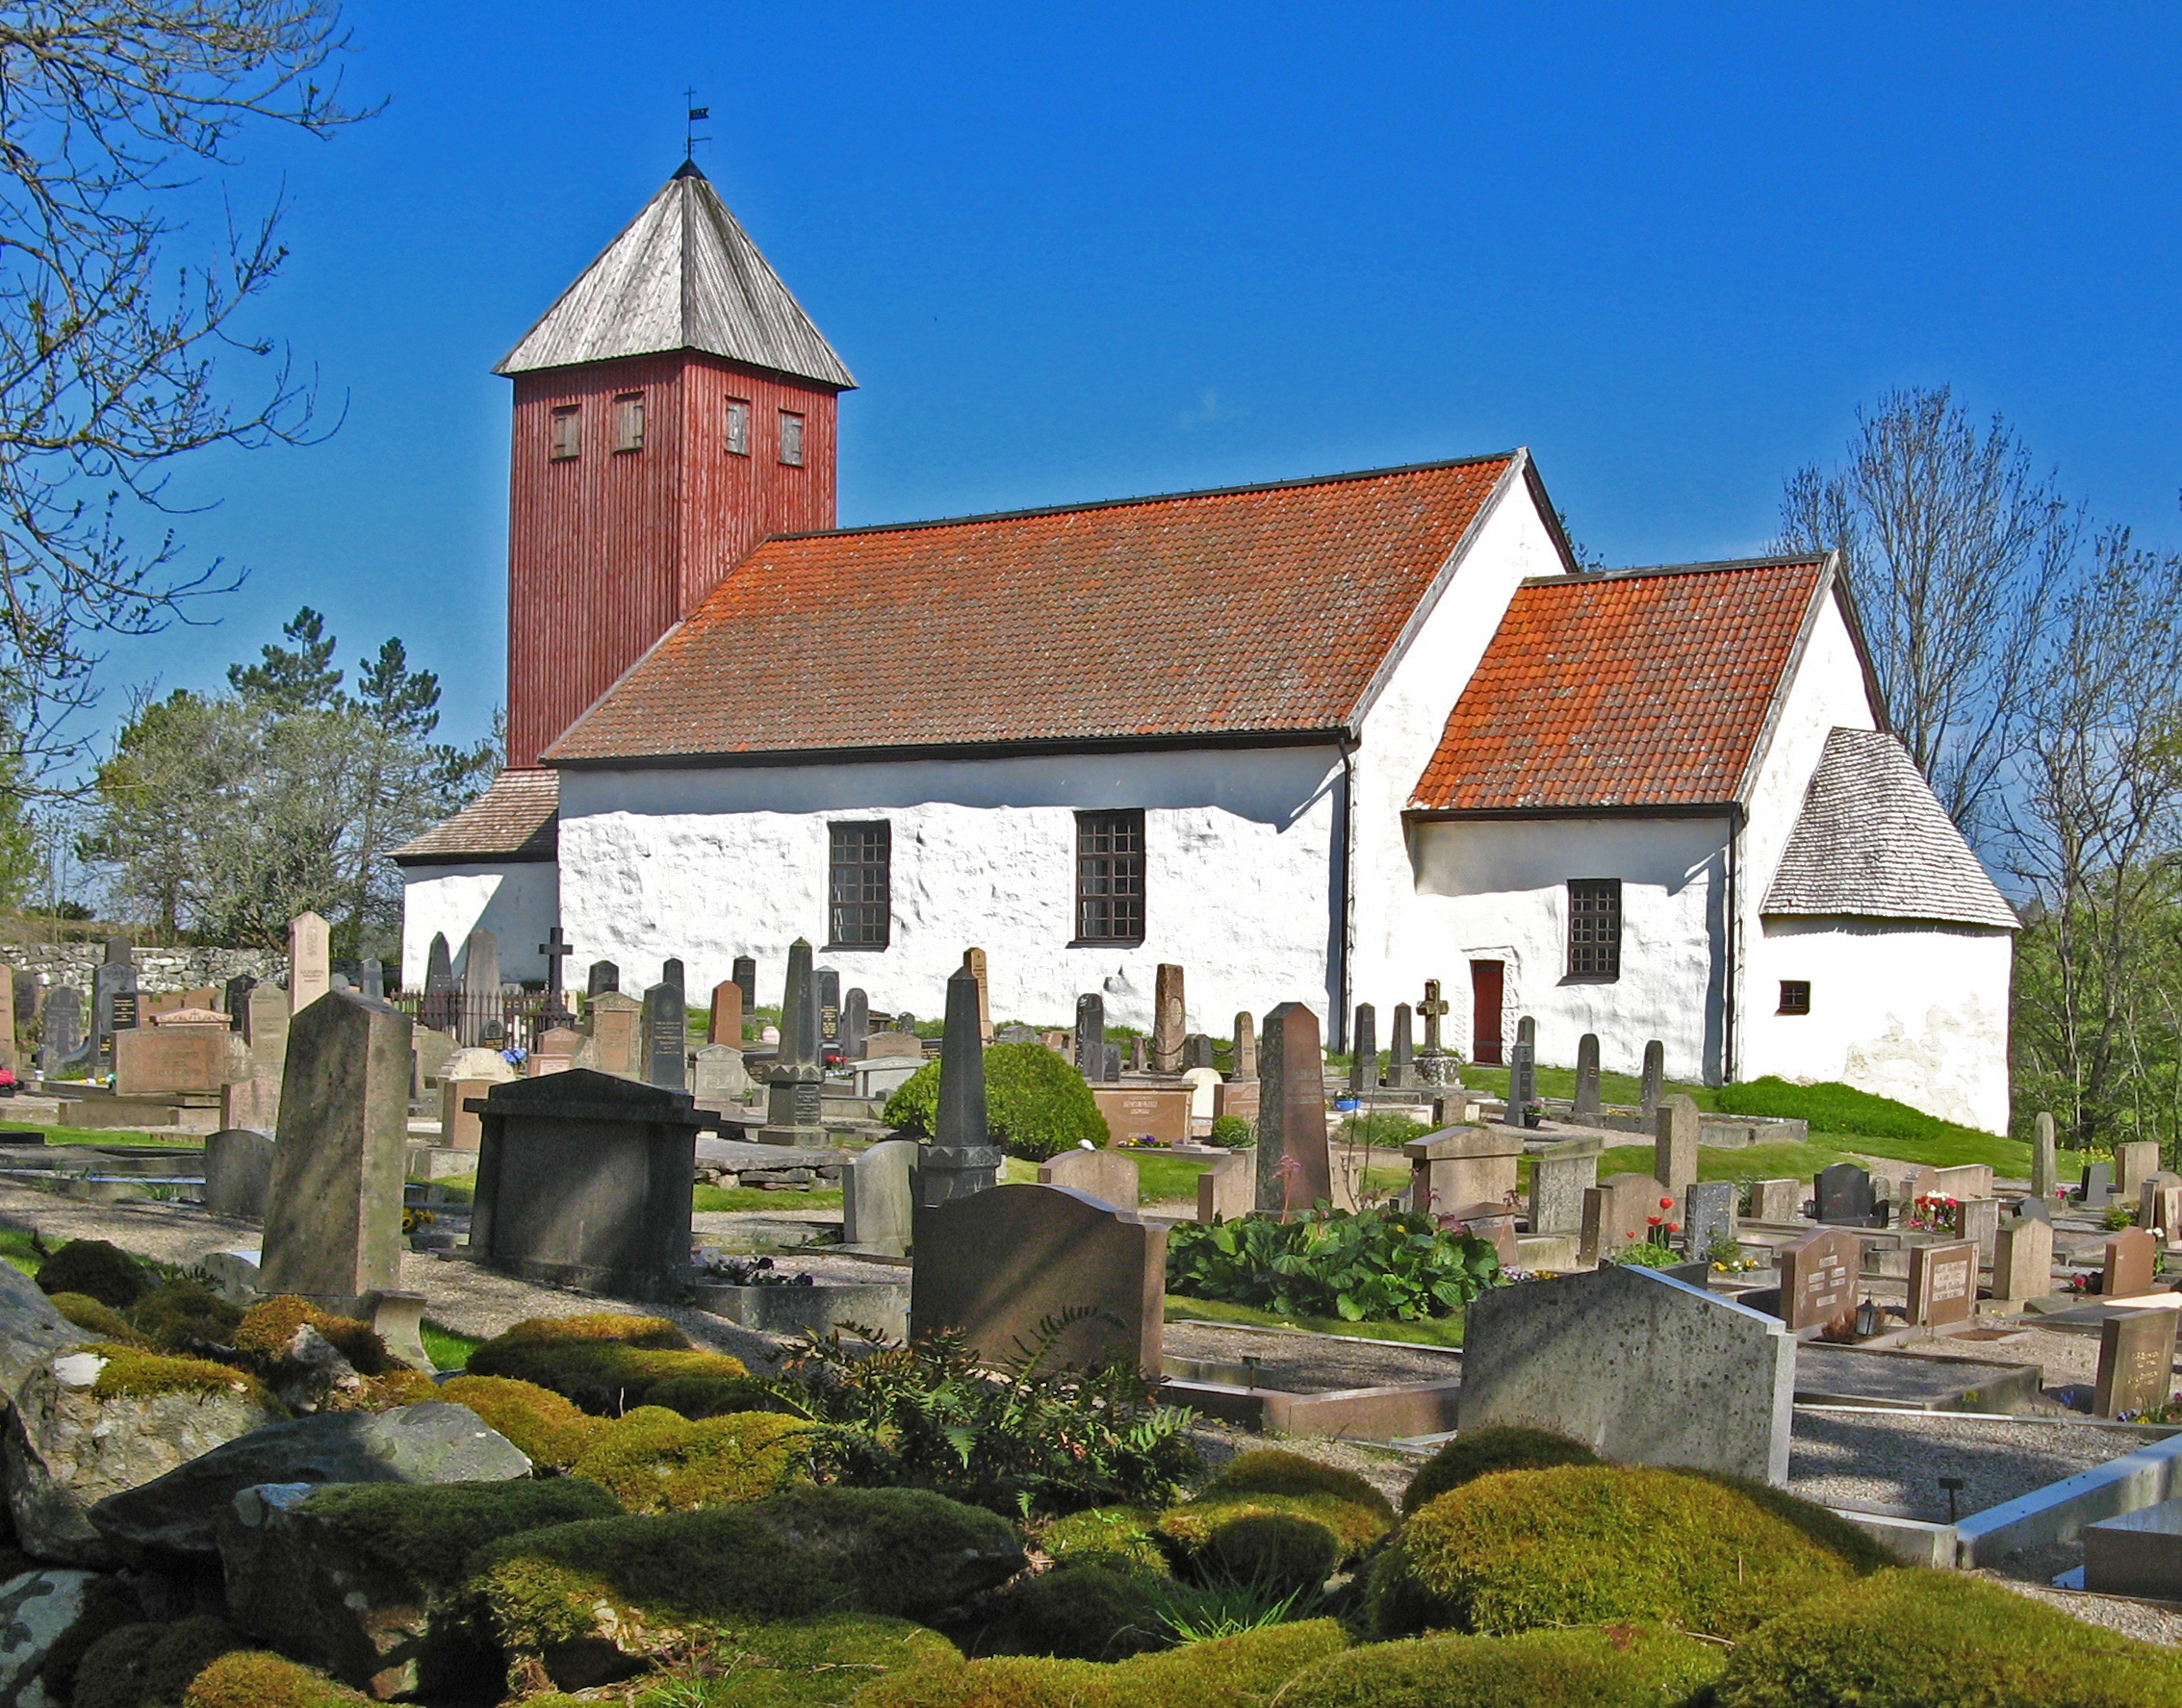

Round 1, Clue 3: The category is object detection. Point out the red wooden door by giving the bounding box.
[1471,960,1504,1065]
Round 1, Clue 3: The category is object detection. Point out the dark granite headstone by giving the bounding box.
[661,958,685,1004]
[818,968,840,1047]
[2011,1192,2053,1225]
[93,958,138,1066]
[1075,993,1107,1083]
[1815,1163,1878,1229]
[586,960,620,998]
[759,939,824,1143]
[2080,1163,2116,1209]
[1181,1032,1216,1070]
[911,960,1003,1213]
[40,985,83,1073]
[642,982,686,1091]
[204,1128,276,1220]
[1385,1004,1415,1089]
[1102,1043,1122,1083]
[1572,1032,1603,1121]
[1348,1004,1377,1093]
[732,956,757,1016]
[1640,1040,1665,1116]
[1257,1002,1331,1211]
[421,934,456,1032]
[1505,1026,1537,1127]
[841,987,869,1060]
[467,1069,703,1301]
[223,974,257,1022]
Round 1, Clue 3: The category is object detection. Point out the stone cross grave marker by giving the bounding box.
[1386,1004,1415,1090]
[1778,1226,1861,1336]
[260,989,410,1313]
[2095,1309,2178,1418]
[911,1183,1166,1376]
[587,959,619,998]
[732,955,757,1016]
[842,1137,917,1256]
[1682,1179,1737,1259]
[2103,1226,2158,1297]
[2032,1110,2059,1198]
[964,947,992,1046]
[1255,1002,1331,1212]
[359,958,383,1003]
[642,983,686,1091]
[1529,1133,1603,1236]
[1992,1214,2055,1303]
[1349,1004,1377,1093]
[911,959,1005,1216]
[1460,1265,1795,1484]
[1815,1162,1878,1229]
[1075,993,1108,1083]
[1572,1033,1603,1121]
[536,924,574,999]
[1655,1095,1700,1197]
[1151,964,1184,1072]
[1419,980,1448,1052]
[1640,1039,1665,1115]
[289,913,331,1015]
[709,980,743,1046]
[1232,1011,1257,1081]
[841,987,869,1060]
[1907,1240,1979,1328]
[1039,1146,1141,1210]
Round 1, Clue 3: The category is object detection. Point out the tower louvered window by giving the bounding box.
[779,411,805,467]
[1567,879,1622,979]
[726,399,751,456]
[550,406,579,461]
[614,393,645,452]
[1077,810,1146,944]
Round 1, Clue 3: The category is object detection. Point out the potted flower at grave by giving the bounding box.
[1521,1099,1544,1131]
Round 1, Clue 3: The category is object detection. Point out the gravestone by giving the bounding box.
[1571,1033,1603,1121]
[577,992,643,1078]
[203,1128,276,1221]
[2118,1140,2163,1200]
[92,956,138,1069]
[586,960,619,998]
[760,939,825,1143]
[1959,1196,2001,1263]
[440,1047,517,1150]
[1181,1033,1217,1071]
[0,960,16,1071]
[259,990,410,1313]
[1992,1214,2055,1303]
[2143,1176,2182,1241]
[2081,1162,2116,1209]
[1777,1227,1861,1336]
[708,981,744,1047]
[1231,1011,1257,1082]
[1529,1133,1604,1236]
[2103,1226,2158,1298]
[1349,1004,1377,1093]
[911,961,1004,1214]
[1101,1042,1122,1083]
[421,935,456,1032]
[911,1184,1165,1376]
[359,959,383,1004]
[1655,1095,1700,1196]
[817,967,840,1050]
[114,1023,244,1097]
[864,1030,922,1060]
[642,983,687,1091]
[527,1026,580,1078]
[1406,1127,1522,1220]
[964,947,992,1046]
[1639,1040,1665,1115]
[1074,993,1107,1083]
[841,988,868,1060]
[459,929,501,1046]
[1385,1005,1416,1090]
[1579,1173,1670,1265]
[1682,1179,1737,1258]
[16,969,39,1046]
[2095,1309,2178,1418]
[842,1138,917,1256]
[1417,979,1459,1087]
[2010,1191,2053,1226]
[732,956,757,1016]
[1815,1163,1878,1229]
[692,1044,753,1102]
[1933,1163,1994,1201]
[39,985,82,1075]
[1151,964,1185,1073]
[1907,1240,1979,1328]
[289,913,332,1015]
[1127,1036,1146,1073]
[1460,1265,1794,1484]
[1255,1002,1331,1212]
[1196,1150,1255,1221]
[1504,1018,1536,1124]
[467,1069,704,1301]
[2032,1110,2059,1198]
[411,1027,457,1089]
[1039,1146,1141,1210]
[1091,1086,1193,1148]
[1180,1066,1220,1125]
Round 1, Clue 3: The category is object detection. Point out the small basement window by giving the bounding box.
[550,405,579,461]
[1566,879,1622,980]
[726,398,751,456]
[1779,981,1811,1015]
[779,410,805,467]
[614,392,646,452]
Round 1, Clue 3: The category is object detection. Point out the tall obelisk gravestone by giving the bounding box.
[758,939,824,1144]
[911,959,1004,1216]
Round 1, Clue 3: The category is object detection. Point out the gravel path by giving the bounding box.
[1787,1410,2140,1520]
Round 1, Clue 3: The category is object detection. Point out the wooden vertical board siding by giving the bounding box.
[505,352,840,769]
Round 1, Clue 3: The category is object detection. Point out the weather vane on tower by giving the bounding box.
[684,89,710,163]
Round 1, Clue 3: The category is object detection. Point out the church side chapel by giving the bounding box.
[397,164,2015,1130]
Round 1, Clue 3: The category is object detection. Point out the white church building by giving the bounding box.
[396,166,2018,1133]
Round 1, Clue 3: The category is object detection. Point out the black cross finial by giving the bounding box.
[539,925,575,995]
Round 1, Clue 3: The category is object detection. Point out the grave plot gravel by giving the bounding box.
[1981,1570,2182,1648]
[1788,1408,2140,1521]
[1162,1318,1461,1389]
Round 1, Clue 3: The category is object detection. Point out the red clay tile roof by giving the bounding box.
[391,769,559,864]
[546,456,1522,763]
[1409,556,1832,812]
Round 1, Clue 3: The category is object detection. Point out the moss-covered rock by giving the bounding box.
[881,1041,1108,1161]
[74,1617,247,1708]
[850,1617,1349,1708]
[1711,1568,2182,1707]
[643,1372,792,1419]
[233,1300,394,1376]
[1195,1513,1340,1595]
[464,1315,751,1415]
[432,1376,603,1469]
[35,1242,147,1311]
[85,1347,272,1408]
[30,1569,142,1703]
[1201,1449,1395,1521]
[567,1408,813,1513]
[181,1652,369,1708]
[296,1481,624,1588]
[46,1293,151,1348]
[475,1313,690,1354]
[1369,1465,1873,1638]
[1157,1491,1388,1568]
[1276,1621,1727,1708]
[1399,1427,1601,1516]
[1039,1507,1168,1578]
[1001,1567,1167,1661]
[124,1283,243,1354]
[470,1488,1026,1689]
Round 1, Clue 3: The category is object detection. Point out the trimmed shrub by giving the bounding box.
[1370,1465,1871,1638]
[1712,1568,2182,1707]
[1040,1506,1168,1578]
[433,1375,604,1469]
[568,1407,815,1512]
[1277,1621,1727,1708]
[1158,1492,1389,1568]
[1004,1567,1167,1661]
[1400,1427,1601,1516]
[75,1618,248,1708]
[882,1041,1107,1160]
[466,1314,752,1415]
[234,1298,395,1373]
[300,1480,624,1588]
[48,1291,151,1346]
[84,1345,275,1409]
[37,1239,148,1309]
[125,1280,244,1351]
[36,1574,143,1701]
[183,1653,369,1708]
[1197,1514,1339,1596]
[1206,1115,1253,1149]
[1201,1449,1395,1523]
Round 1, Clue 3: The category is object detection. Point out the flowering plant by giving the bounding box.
[1908,1193,1963,1236]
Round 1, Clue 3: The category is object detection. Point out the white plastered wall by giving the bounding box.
[398,861,560,987]
[1405,816,1733,1083]
[1743,918,2014,1132]
[553,744,1342,1031]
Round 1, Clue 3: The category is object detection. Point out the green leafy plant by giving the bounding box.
[1145,1569,1324,1645]
[1207,1115,1253,1149]
[882,1041,1108,1160]
[2105,1204,2137,1231]
[1604,1241,1681,1269]
[770,1312,1200,1517]
[1168,1205,1500,1323]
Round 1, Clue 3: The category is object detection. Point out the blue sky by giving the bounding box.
[106,1,2182,756]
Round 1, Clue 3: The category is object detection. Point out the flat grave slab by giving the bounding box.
[2085,1495,2182,1598]
[2024,1290,2182,1336]
[1795,1343,2044,1413]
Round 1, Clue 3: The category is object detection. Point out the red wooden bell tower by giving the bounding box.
[498,163,855,770]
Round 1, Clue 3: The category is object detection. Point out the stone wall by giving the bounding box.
[0,944,287,993]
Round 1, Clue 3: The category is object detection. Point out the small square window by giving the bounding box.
[1779,980,1811,1015]
[828,822,891,948]
[550,405,579,461]
[614,392,645,452]
[726,399,751,456]
[779,410,805,467]
[1566,879,1622,980]
[1076,810,1145,944]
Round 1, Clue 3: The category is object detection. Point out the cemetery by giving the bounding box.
[0,925,2160,1708]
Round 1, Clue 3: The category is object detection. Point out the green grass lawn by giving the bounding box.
[693,1184,842,1213]
[0,1121,202,1148]
[1165,1293,1466,1348]
[421,1318,482,1371]
[0,1228,38,1276]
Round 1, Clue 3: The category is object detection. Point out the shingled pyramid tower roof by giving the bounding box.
[495,162,855,388]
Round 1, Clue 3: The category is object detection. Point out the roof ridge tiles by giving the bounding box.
[1517,552,1828,589]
